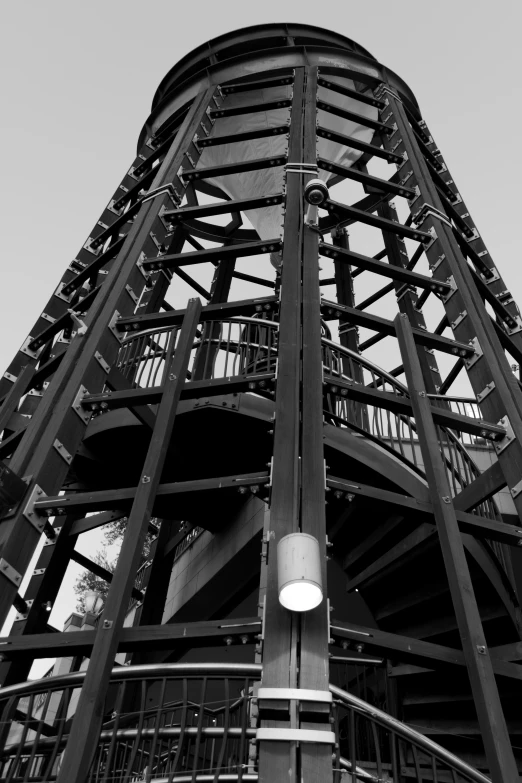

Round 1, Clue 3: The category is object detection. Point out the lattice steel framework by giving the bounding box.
[0,22,522,783]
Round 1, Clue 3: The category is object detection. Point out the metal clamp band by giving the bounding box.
[256,728,336,744]
[284,163,318,175]
[257,688,332,703]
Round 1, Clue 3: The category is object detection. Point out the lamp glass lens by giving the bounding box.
[279,581,323,612]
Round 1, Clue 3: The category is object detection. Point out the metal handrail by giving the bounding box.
[330,683,491,783]
[0,662,262,699]
[0,663,490,782]
[321,336,409,395]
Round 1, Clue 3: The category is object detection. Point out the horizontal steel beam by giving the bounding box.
[320,197,431,243]
[221,75,293,95]
[320,299,474,359]
[197,125,289,148]
[317,77,385,109]
[81,372,275,412]
[142,239,282,271]
[209,98,291,119]
[117,295,278,332]
[0,617,262,659]
[317,99,391,134]
[33,472,270,515]
[317,125,401,163]
[182,155,286,181]
[329,619,522,681]
[323,375,505,440]
[318,157,415,200]
[326,475,521,546]
[164,194,284,224]
[319,243,451,294]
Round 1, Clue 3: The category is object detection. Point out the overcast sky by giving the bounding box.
[1,0,521,674]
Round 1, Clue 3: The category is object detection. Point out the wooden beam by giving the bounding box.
[395,311,519,781]
[57,298,202,780]
[258,66,304,783]
[330,620,522,682]
[323,375,504,440]
[35,472,270,516]
[327,475,522,547]
[453,460,507,512]
[0,617,262,659]
[321,298,473,358]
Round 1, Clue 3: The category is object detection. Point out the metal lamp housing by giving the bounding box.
[277,532,323,612]
[304,178,329,206]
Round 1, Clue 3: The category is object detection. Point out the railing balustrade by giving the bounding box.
[0,664,491,782]
[114,322,501,516]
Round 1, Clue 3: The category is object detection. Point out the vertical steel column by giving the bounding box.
[258,68,305,783]
[300,66,332,782]
[332,230,367,429]
[395,312,519,783]
[57,298,201,783]
[0,87,215,630]
[379,84,522,521]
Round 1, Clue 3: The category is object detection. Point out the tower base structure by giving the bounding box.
[0,23,522,783]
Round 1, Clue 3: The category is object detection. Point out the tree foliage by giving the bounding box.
[74,551,115,613]
[73,518,159,612]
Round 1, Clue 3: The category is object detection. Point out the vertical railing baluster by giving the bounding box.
[23,688,53,783]
[168,678,188,782]
[5,692,35,783]
[236,678,249,783]
[370,718,383,782]
[213,678,230,783]
[191,678,207,782]
[123,679,148,781]
[145,677,167,783]
[412,743,424,782]
[390,731,399,783]
[101,679,125,783]
[349,708,356,783]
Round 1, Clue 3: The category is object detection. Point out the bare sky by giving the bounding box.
[1,0,521,672]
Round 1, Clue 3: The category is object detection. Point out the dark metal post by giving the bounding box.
[395,312,519,783]
[380,85,522,521]
[300,66,333,782]
[0,87,215,629]
[57,298,201,783]
[258,68,305,783]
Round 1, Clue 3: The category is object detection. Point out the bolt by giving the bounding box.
[442,496,451,504]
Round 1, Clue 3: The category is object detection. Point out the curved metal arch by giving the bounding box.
[152,23,378,107]
[139,43,420,147]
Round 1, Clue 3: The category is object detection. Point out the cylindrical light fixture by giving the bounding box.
[277,533,323,612]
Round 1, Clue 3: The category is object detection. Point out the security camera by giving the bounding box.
[304,178,329,206]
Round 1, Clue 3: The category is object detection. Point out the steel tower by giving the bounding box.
[1,23,522,783]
